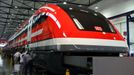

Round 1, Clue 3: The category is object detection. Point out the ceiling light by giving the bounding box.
[31,8,34,10]
[69,8,73,10]
[94,13,98,16]
[15,6,18,9]
[11,14,14,16]
[95,6,99,9]
[63,2,67,4]
[78,5,82,7]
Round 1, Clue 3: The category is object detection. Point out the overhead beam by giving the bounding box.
[0,0,34,15]
[0,0,11,6]
[0,12,31,16]
[31,0,61,3]
[67,0,103,6]
[0,9,32,16]
[108,10,134,19]
[0,19,21,23]
[15,0,38,10]
[0,23,6,24]
[0,20,7,23]
[0,5,34,10]
[23,0,46,6]
[0,16,26,20]
[0,0,14,38]
[0,24,5,26]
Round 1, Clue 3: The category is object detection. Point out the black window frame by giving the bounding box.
[58,4,116,33]
[32,13,48,28]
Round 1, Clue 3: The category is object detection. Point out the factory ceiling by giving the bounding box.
[0,0,102,43]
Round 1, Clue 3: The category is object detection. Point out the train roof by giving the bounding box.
[57,3,97,14]
[57,3,107,20]
[8,3,107,42]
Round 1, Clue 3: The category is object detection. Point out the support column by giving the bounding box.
[126,15,130,48]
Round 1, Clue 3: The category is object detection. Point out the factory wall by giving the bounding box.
[98,0,134,53]
[110,17,134,53]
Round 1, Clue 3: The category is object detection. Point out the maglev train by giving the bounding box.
[7,3,128,55]
[6,3,129,75]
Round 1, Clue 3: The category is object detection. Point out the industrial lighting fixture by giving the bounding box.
[69,7,73,10]
[31,8,34,10]
[11,14,14,16]
[78,5,82,7]
[95,6,99,9]
[63,2,67,4]
[14,6,18,9]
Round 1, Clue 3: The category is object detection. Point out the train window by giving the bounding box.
[71,11,115,33]
[58,4,115,33]
[32,13,48,28]
[73,18,84,29]
[37,14,47,24]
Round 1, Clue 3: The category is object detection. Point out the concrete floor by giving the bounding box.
[0,55,13,75]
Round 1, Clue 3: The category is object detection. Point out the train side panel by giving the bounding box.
[7,4,128,54]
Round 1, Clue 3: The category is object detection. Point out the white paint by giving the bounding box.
[55,20,61,29]
[63,32,67,37]
[40,6,61,29]
[73,18,84,29]
[40,6,55,12]
[47,13,61,28]
[21,37,27,42]
[47,13,57,21]
[29,38,128,48]
[31,29,43,37]
[17,28,43,43]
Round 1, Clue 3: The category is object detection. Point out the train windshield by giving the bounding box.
[58,4,115,33]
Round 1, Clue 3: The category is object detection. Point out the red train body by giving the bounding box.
[5,3,129,75]
[7,3,128,54]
